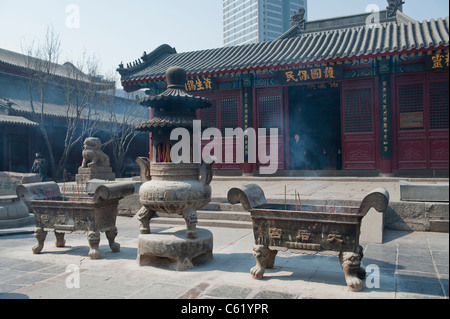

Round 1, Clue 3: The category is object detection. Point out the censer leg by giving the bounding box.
[32,228,47,254]
[87,231,101,260]
[106,227,120,253]
[250,245,276,280]
[182,208,198,239]
[339,246,365,292]
[137,206,155,234]
[55,232,66,248]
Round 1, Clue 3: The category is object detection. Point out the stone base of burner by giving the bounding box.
[0,195,35,229]
[76,167,115,183]
[137,227,213,271]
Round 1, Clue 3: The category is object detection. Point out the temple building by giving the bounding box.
[0,48,148,178]
[118,0,449,176]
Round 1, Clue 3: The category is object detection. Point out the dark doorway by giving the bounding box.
[0,135,4,171]
[7,134,29,172]
[288,85,342,170]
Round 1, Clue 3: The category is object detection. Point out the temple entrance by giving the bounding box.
[288,85,342,170]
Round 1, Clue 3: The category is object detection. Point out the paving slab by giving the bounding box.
[0,215,447,302]
[400,180,449,202]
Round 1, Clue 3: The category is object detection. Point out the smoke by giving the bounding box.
[288,86,342,171]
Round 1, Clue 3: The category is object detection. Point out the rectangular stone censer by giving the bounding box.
[17,181,134,259]
[228,184,389,292]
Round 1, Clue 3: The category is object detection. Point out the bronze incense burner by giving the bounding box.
[135,66,214,239]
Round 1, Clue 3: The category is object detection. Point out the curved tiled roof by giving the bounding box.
[0,48,92,83]
[0,72,148,121]
[0,114,38,126]
[120,16,449,85]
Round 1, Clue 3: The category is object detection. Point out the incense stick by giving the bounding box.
[297,192,302,211]
[295,189,298,211]
[63,181,65,202]
[81,176,84,201]
[284,186,287,211]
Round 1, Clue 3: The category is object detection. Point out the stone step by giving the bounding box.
[146,203,253,229]
[150,217,253,229]
[157,210,251,222]
[198,210,251,221]
[202,202,246,212]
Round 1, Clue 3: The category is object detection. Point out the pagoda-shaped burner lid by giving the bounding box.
[136,66,212,132]
[139,66,212,110]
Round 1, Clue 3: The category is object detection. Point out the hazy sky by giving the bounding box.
[0,0,448,84]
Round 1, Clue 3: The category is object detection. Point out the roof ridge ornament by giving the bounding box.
[290,7,306,31]
[386,0,405,17]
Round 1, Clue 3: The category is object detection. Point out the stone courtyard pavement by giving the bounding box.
[0,215,448,302]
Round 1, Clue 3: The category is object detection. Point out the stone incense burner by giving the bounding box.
[17,181,135,259]
[228,184,390,292]
[135,66,214,239]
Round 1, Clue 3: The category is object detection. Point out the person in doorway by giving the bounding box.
[290,134,306,170]
[31,152,48,181]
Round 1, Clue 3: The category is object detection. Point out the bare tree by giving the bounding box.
[57,51,113,179]
[22,26,114,180]
[102,87,146,178]
[22,25,61,178]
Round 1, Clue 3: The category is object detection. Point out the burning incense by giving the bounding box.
[297,192,302,211]
[284,186,287,211]
[81,176,84,201]
[295,189,298,211]
[63,181,66,202]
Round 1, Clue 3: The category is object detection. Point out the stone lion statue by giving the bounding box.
[80,137,110,168]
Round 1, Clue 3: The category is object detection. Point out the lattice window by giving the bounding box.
[429,81,449,130]
[220,98,239,135]
[199,99,217,128]
[344,88,373,133]
[398,83,424,131]
[258,95,282,130]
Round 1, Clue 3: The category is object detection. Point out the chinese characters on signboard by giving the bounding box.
[425,51,449,71]
[278,65,343,85]
[306,82,340,90]
[242,87,251,161]
[380,76,392,159]
[185,76,216,92]
[399,112,424,129]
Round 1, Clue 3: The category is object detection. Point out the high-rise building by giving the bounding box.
[223,0,307,47]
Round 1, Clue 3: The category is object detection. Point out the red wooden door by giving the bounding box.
[341,80,378,170]
[395,73,449,169]
[255,87,285,172]
[428,77,449,169]
[395,76,427,169]
[219,90,242,170]
[197,89,242,170]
